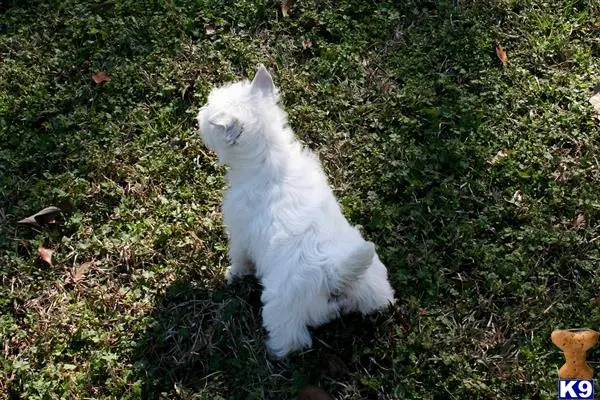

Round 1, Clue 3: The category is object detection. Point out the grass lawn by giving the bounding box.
[2,0,600,398]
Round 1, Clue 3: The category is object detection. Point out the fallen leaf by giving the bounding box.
[38,247,53,266]
[298,386,333,400]
[92,71,111,84]
[496,45,508,66]
[593,297,600,307]
[572,214,585,229]
[67,261,94,285]
[204,23,216,36]
[382,81,394,93]
[281,0,292,17]
[487,149,509,165]
[302,39,312,50]
[18,206,61,228]
[589,92,600,119]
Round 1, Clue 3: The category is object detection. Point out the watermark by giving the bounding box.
[552,329,599,400]
[558,379,594,400]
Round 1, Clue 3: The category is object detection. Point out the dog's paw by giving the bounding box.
[265,328,313,359]
[225,264,248,285]
[224,266,236,285]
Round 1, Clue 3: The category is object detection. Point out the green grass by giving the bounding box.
[1,0,600,398]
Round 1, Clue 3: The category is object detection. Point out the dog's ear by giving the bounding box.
[250,64,274,97]
[208,112,243,145]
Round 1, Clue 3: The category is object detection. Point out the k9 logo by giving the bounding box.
[558,380,594,400]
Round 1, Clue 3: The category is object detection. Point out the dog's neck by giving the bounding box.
[226,127,299,187]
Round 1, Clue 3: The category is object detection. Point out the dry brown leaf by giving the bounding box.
[204,23,216,36]
[38,247,53,266]
[572,214,586,229]
[68,261,94,284]
[496,45,508,66]
[593,297,600,307]
[589,92,600,120]
[18,206,61,228]
[487,149,509,165]
[298,386,333,400]
[302,39,312,50]
[92,71,111,84]
[281,0,292,17]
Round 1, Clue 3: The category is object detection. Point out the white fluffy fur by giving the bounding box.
[197,65,395,358]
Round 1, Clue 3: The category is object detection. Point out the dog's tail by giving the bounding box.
[329,241,375,292]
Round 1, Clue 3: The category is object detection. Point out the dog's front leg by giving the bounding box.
[225,237,254,284]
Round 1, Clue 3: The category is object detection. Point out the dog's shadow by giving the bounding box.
[131,276,400,399]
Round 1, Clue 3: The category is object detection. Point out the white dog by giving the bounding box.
[197,64,395,358]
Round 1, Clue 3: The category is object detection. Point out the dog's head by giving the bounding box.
[197,64,279,165]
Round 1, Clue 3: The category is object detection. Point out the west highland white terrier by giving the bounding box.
[197,64,395,358]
